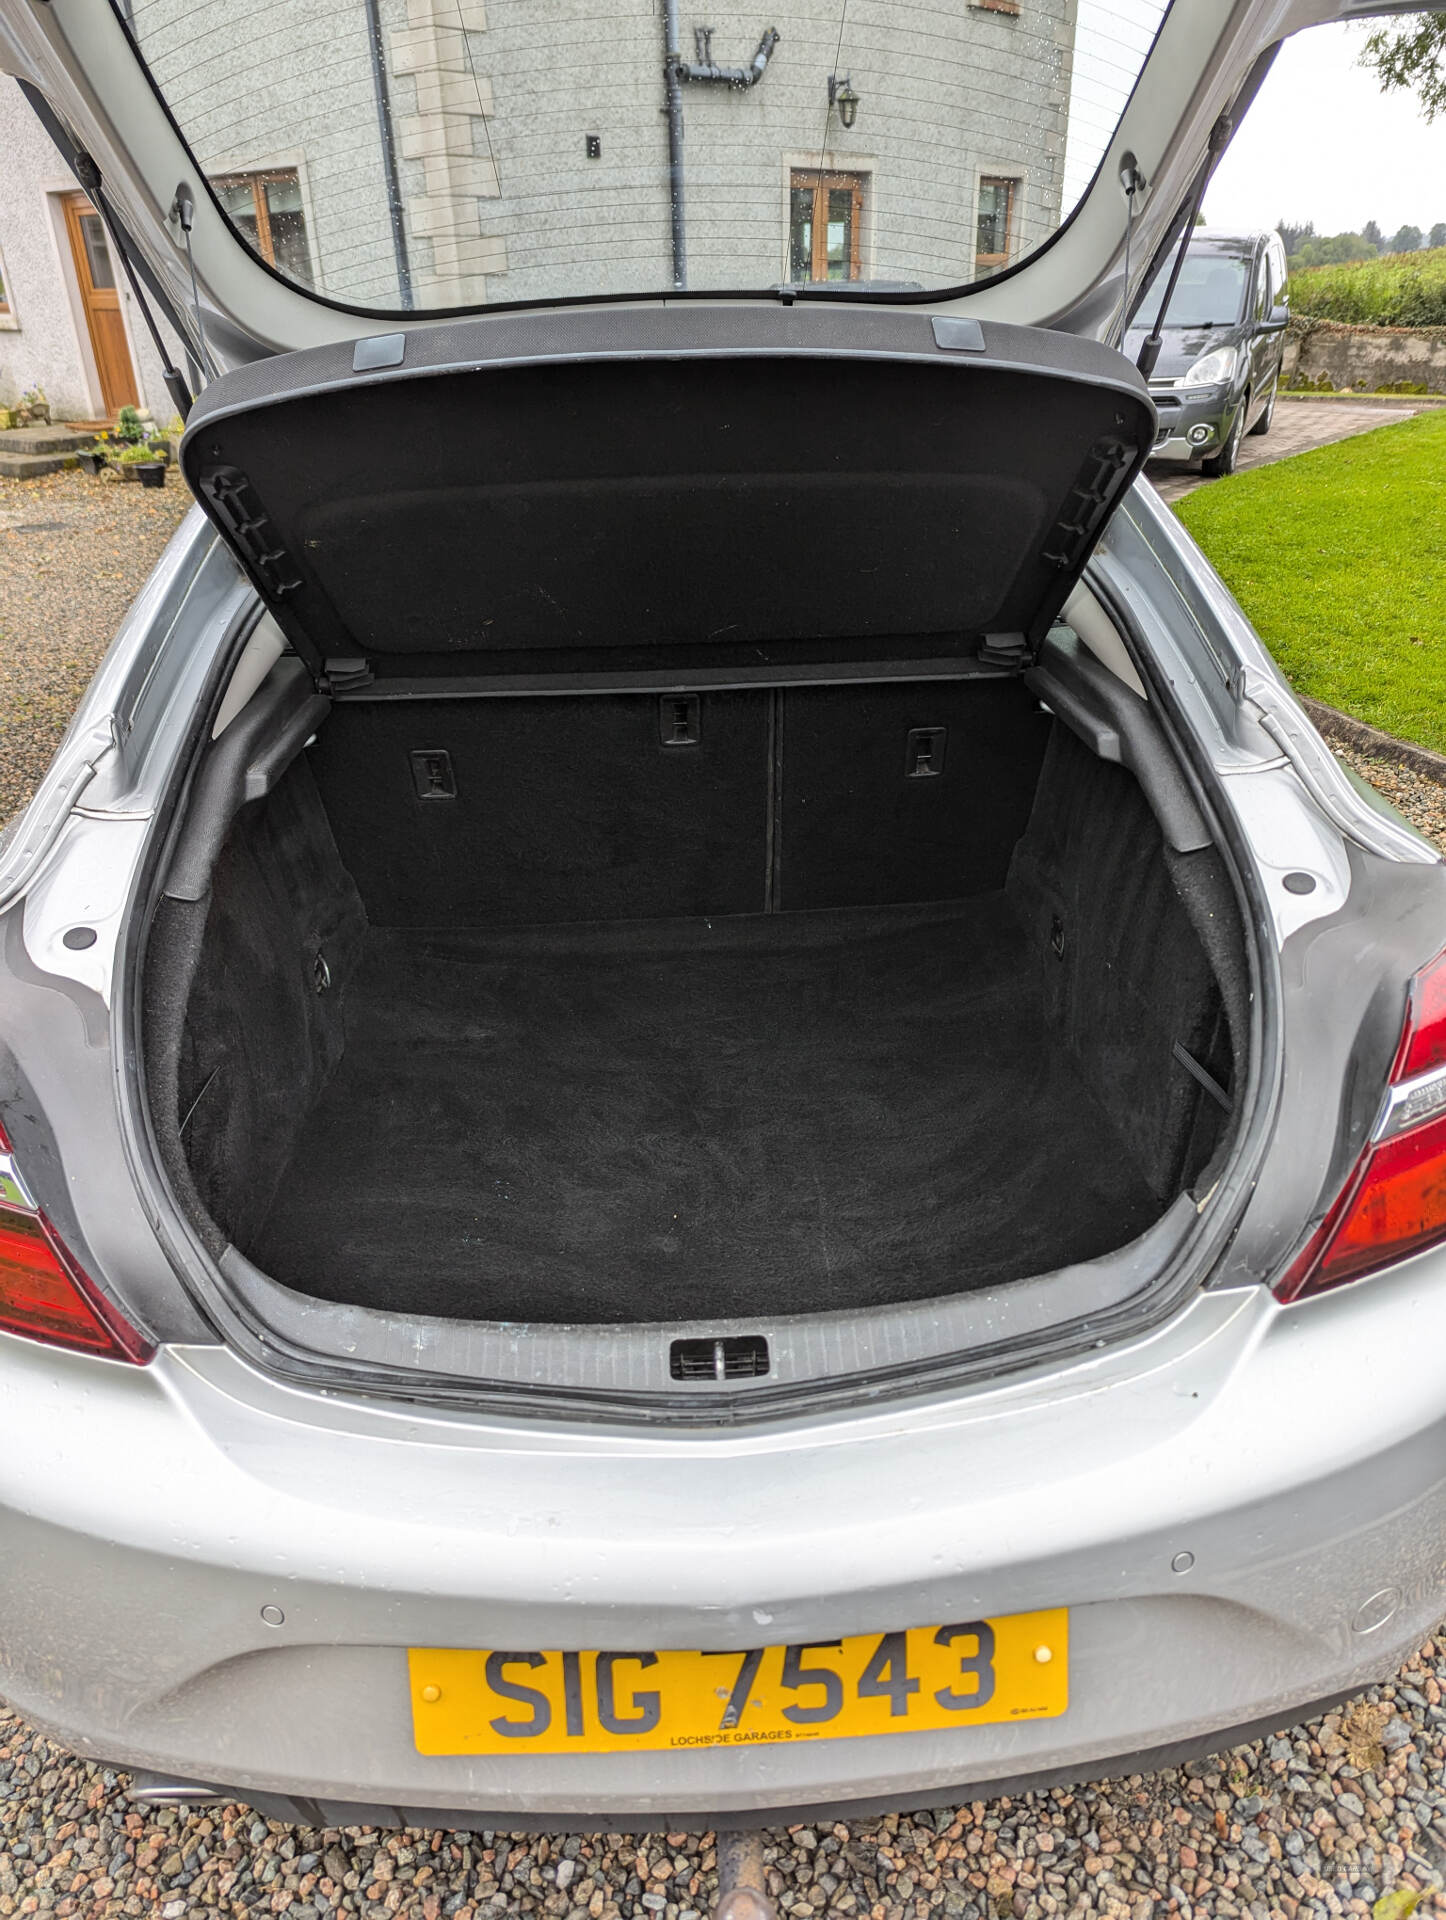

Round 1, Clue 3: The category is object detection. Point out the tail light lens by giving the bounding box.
[0,1123,153,1361]
[1278,947,1446,1302]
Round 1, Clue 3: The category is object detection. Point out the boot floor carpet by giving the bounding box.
[250,898,1162,1323]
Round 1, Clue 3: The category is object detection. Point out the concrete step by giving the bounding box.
[0,425,95,457]
[0,449,81,480]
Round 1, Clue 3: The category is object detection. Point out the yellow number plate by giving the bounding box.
[410,1609,1066,1756]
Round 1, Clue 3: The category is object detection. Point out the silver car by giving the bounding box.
[0,0,1443,1833]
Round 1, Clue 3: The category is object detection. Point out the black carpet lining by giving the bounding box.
[250,897,1161,1325]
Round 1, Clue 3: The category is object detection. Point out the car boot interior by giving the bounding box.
[143,315,1245,1334]
[144,669,1244,1328]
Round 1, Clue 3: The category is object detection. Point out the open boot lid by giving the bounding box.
[180,303,1155,691]
[2,2,1411,379]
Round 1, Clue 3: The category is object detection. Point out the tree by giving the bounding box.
[1389,224,1424,255]
[1431,222,1446,250]
[1363,219,1383,248]
[1361,15,1446,122]
[1289,232,1377,271]
[1277,219,1314,256]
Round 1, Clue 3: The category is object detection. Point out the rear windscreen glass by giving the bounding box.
[117,0,1168,315]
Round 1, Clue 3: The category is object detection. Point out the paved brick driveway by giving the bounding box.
[1149,398,1423,504]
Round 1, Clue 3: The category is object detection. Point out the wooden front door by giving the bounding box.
[62,193,138,419]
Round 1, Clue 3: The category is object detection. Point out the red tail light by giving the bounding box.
[0,1123,153,1362]
[1278,947,1446,1302]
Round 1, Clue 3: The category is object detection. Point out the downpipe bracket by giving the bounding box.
[675,26,781,87]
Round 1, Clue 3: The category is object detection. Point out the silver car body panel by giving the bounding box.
[1098,485,1436,873]
[0,0,1441,1784]
[0,441,1441,1811]
[0,1246,1442,1820]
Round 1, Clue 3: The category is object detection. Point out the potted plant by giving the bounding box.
[14,387,49,427]
[115,418,150,481]
[117,441,167,488]
[77,431,114,476]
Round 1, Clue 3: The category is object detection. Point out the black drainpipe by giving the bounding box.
[363,0,415,310]
[663,13,780,293]
[663,0,688,291]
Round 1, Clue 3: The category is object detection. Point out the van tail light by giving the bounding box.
[0,1123,153,1362]
[1277,947,1446,1302]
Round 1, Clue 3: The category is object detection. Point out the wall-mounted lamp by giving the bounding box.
[828,73,859,130]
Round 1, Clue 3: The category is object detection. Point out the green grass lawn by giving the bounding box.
[1173,408,1446,752]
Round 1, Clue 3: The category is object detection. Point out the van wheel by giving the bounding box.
[1202,401,1247,478]
[1248,381,1276,437]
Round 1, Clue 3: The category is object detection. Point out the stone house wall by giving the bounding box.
[122,0,1078,311]
[0,79,184,422]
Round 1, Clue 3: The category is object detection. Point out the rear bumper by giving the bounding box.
[2,1257,1445,1827]
[124,1691,1356,1832]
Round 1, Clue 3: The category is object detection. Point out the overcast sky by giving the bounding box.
[1205,22,1446,238]
[1064,10,1446,242]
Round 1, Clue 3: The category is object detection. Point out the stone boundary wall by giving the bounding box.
[1282,317,1446,394]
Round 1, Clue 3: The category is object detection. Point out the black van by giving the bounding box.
[1127,228,1291,478]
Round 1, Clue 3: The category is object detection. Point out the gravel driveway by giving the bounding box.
[0,467,192,825]
[2,472,1446,1920]
[3,1652,1445,1918]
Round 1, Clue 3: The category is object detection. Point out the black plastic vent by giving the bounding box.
[670,1335,770,1382]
